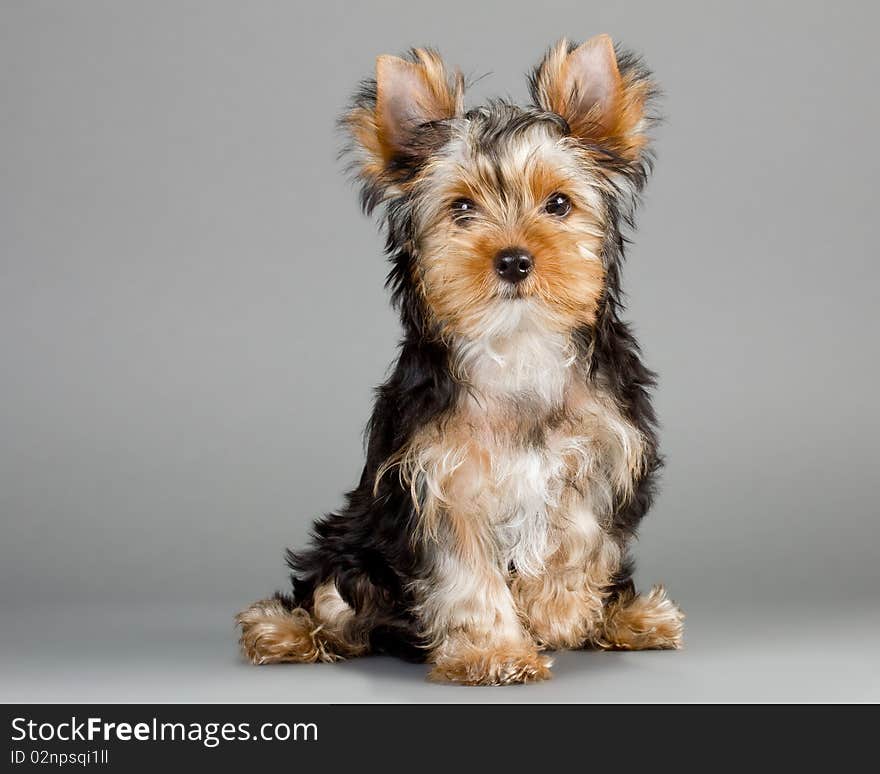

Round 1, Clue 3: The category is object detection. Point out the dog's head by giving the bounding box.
[342,36,657,344]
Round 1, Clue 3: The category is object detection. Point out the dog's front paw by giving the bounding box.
[429,644,553,686]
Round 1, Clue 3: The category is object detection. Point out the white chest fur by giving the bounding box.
[447,322,643,574]
[395,317,645,577]
[453,305,575,406]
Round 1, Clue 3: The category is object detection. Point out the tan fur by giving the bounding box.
[411,505,550,685]
[512,527,621,649]
[532,35,651,162]
[343,49,463,195]
[235,582,368,665]
[236,598,335,665]
[597,585,684,650]
[429,634,553,686]
[413,126,608,341]
[251,38,675,685]
[379,374,645,555]
[391,350,649,675]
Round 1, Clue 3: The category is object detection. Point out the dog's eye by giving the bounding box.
[545,192,572,218]
[451,198,477,224]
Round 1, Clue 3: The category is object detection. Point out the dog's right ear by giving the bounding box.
[342,49,464,211]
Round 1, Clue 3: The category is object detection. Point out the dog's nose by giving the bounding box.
[494,248,533,284]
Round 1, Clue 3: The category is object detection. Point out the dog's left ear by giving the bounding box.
[530,34,655,165]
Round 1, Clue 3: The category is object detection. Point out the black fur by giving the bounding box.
[282,44,662,660]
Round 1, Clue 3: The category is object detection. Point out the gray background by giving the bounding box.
[2,0,878,703]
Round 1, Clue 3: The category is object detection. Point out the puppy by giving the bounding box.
[237,35,683,685]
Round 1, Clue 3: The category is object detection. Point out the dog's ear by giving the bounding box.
[343,49,464,211]
[530,34,655,165]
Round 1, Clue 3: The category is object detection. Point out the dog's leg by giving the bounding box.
[420,544,552,686]
[235,580,369,665]
[595,583,684,651]
[512,506,621,650]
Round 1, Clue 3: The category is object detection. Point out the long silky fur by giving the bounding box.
[281,43,662,661]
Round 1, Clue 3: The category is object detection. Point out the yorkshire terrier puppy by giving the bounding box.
[237,34,683,685]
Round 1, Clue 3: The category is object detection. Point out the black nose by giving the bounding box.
[494,248,533,284]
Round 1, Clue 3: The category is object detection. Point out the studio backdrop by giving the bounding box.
[1,0,878,702]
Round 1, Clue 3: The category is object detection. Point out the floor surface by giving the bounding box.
[3,599,877,703]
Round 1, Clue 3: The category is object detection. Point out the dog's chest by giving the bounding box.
[408,326,644,574]
[456,380,643,576]
[479,428,578,575]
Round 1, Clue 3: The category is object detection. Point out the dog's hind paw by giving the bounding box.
[596,585,684,651]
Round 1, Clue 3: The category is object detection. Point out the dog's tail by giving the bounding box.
[235,582,369,665]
